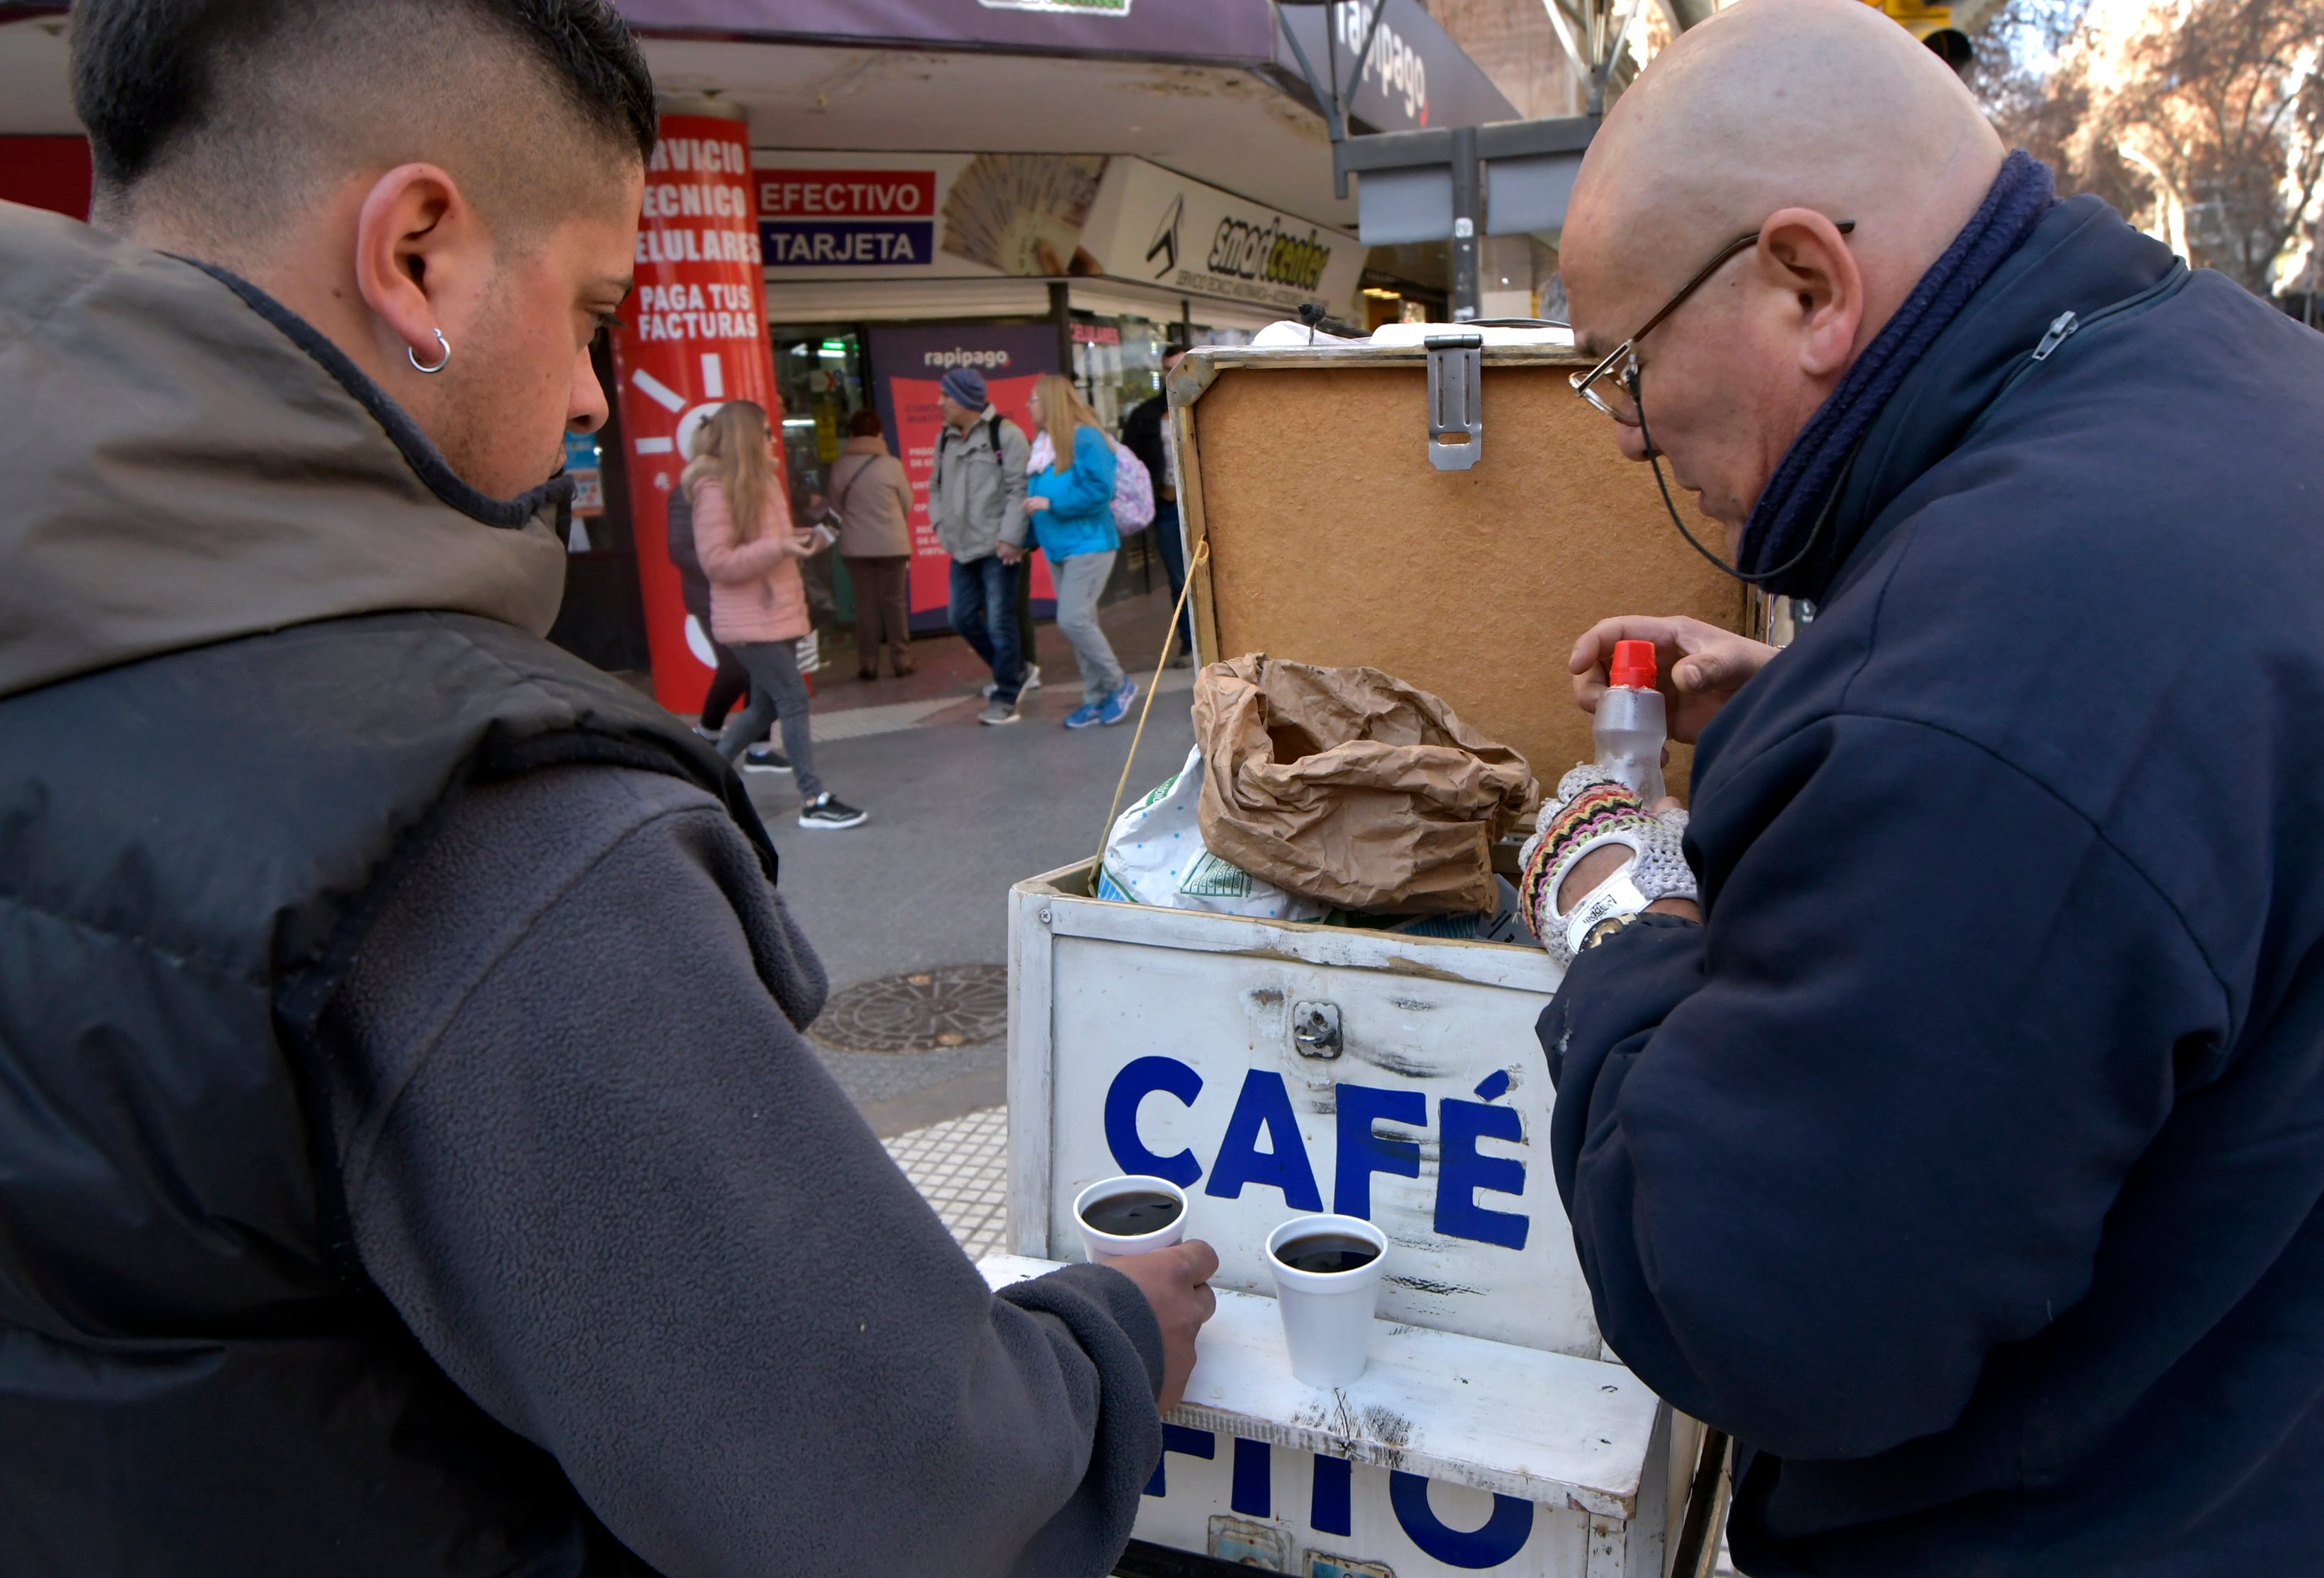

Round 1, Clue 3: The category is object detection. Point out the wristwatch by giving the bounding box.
[1580,910,1645,951]
[1560,867,1652,962]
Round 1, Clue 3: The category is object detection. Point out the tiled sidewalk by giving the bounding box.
[883,1104,1010,1260]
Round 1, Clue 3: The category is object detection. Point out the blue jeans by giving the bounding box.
[949,554,1023,704]
[1151,500,1193,656]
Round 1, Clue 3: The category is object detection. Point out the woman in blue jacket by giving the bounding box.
[1024,373,1137,728]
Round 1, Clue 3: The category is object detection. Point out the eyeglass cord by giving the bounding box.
[1627,364,1834,588]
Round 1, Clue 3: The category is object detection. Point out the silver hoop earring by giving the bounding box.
[408,329,451,375]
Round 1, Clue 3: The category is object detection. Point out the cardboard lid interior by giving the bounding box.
[1174,346,1751,802]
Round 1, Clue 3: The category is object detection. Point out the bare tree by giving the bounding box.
[1973,0,2324,299]
[2085,0,2324,292]
[1970,0,2095,172]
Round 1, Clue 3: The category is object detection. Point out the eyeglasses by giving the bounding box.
[1570,219,1855,425]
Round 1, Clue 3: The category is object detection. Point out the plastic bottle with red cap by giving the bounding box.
[1595,639,1666,804]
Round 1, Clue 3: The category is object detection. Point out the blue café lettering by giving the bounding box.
[1145,1425,1535,1567]
[1101,1056,1529,1250]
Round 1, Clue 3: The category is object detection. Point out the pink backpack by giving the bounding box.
[1109,440,1155,533]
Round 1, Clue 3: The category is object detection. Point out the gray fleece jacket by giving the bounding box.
[315,764,1163,1577]
[928,409,1031,562]
[0,202,1163,1577]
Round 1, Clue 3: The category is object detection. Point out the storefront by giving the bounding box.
[744,151,1370,641]
[583,0,1516,707]
[0,1,1516,704]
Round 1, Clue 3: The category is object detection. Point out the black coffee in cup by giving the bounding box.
[1273,1233,1380,1275]
[1080,1191,1184,1237]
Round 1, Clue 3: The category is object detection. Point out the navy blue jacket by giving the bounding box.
[1541,196,2324,1575]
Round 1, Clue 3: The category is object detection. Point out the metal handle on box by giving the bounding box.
[1425,333,1484,471]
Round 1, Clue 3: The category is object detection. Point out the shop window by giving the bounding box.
[546,336,651,674]
[772,328,871,510]
[1071,319,1137,434]
[766,328,870,633]
[1072,312,1254,438]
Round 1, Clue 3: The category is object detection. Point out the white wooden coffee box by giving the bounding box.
[991,336,1748,1577]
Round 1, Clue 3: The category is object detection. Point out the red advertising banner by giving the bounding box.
[0,136,93,219]
[867,325,1060,631]
[607,108,777,714]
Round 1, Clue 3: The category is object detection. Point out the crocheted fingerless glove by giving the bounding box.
[1516,765,1697,966]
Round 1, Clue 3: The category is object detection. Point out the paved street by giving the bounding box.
[735,584,1194,1137]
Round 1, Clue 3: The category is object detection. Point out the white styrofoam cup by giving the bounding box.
[1072,1174,1189,1264]
[1265,1213,1390,1388]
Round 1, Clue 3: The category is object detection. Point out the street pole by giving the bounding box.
[1450,125,1480,321]
[1049,281,1073,381]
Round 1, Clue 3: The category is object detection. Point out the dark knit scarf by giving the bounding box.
[1739,150,2056,587]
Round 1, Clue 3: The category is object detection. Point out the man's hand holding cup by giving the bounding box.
[1073,1176,1218,1412]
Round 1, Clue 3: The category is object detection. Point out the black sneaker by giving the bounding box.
[742,745,792,774]
[798,794,867,830]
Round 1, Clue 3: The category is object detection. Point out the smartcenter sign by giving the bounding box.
[1079,159,1362,316]
[753,151,1364,321]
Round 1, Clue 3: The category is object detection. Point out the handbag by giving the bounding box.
[824,454,873,537]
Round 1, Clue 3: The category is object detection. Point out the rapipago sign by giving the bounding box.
[1273,0,1518,136]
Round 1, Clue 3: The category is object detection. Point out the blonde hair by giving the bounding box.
[682,401,773,542]
[1030,374,1103,464]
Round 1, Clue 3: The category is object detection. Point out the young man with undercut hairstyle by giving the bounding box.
[0,4,1216,1575]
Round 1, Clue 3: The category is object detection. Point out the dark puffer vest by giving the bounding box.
[0,195,786,1575]
[0,610,767,1575]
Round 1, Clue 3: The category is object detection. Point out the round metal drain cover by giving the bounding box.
[813,964,1009,1054]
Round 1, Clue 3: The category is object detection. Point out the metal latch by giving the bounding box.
[1292,1000,1343,1058]
[1425,333,1483,471]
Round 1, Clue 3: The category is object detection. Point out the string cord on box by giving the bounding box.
[1094,536,1212,877]
[1630,363,1834,586]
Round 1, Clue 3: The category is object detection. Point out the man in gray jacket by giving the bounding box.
[929,366,1038,725]
[0,4,1216,1577]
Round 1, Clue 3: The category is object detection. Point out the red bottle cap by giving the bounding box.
[1609,639,1657,690]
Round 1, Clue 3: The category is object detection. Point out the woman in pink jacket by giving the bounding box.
[685,401,866,830]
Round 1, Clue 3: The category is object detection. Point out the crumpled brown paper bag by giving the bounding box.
[1191,655,1541,915]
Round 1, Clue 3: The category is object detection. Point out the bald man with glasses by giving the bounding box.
[1516,1,2324,1574]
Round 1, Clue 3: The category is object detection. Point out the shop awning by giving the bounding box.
[760,275,1289,336]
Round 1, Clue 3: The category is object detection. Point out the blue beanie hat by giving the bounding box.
[940,366,989,411]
